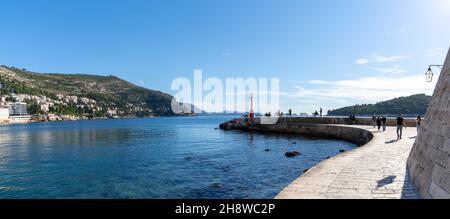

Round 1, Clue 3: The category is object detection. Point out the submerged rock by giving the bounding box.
[219,122,234,130]
[292,141,297,144]
[265,149,270,152]
[285,151,302,157]
[209,183,224,188]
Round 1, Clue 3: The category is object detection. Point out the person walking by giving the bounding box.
[376,116,382,131]
[381,116,387,132]
[416,116,422,133]
[396,113,406,139]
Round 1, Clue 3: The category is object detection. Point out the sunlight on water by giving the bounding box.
[0,116,356,198]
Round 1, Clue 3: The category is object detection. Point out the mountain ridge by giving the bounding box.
[327,94,432,116]
[0,65,190,117]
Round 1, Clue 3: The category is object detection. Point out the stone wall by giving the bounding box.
[220,118,374,146]
[248,123,374,146]
[274,117,417,127]
[407,47,450,199]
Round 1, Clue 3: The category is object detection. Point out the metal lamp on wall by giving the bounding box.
[426,65,443,82]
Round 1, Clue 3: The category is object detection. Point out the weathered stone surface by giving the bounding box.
[407,47,450,199]
[275,126,420,199]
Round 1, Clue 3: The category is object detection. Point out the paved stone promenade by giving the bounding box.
[276,125,421,199]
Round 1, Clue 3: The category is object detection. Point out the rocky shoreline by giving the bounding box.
[0,113,199,125]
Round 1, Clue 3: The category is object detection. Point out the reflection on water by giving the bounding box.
[0,117,357,198]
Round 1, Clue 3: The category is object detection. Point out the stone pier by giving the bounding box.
[276,125,419,199]
[219,48,450,199]
[220,119,421,199]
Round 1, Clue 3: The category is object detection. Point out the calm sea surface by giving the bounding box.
[0,116,356,198]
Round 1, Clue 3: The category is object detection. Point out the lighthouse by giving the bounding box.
[249,94,255,120]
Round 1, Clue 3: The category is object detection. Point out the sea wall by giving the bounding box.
[274,117,417,127]
[407,48,450,199]
[220,118,374,146]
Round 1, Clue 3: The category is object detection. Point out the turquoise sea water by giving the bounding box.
[0,116,356,198]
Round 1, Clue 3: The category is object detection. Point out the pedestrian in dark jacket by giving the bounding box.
[381,116,387,131]
[376,116,382,131]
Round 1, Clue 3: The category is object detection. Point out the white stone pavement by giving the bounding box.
[276,125,421,199]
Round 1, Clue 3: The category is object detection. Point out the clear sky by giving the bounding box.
[1,0,449,114]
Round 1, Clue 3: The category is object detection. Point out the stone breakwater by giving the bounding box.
[220,117,421,199]
[219,117,374,146]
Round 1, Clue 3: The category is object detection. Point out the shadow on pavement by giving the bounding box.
[376,175,396,188]
[400,167,421,199]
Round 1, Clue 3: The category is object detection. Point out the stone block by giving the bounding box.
[428,181,450,199]
[431,164,450,190]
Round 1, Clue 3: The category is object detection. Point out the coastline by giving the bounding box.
[0,113,204,125]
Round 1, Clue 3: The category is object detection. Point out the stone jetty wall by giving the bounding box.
[274,117,417,127]
[220,118,374,146]
[407,48,450,199]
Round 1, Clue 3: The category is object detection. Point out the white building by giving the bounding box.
[8,102,28,116]
[0,107,9,120]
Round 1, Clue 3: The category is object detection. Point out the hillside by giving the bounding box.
[0,65,190,117]
[327,94,432,116]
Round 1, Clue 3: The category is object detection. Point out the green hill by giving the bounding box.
[0,65,190,117]
[327,94,432,117]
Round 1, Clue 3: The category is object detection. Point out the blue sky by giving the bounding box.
[0,0,449,113]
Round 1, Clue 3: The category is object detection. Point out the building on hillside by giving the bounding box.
[0,107,9,120]
[8,102,28,116]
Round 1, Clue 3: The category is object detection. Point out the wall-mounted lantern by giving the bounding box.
[426,65,443,82]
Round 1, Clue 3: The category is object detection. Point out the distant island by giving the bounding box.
[0,65,195,122]
[327,94,431,117]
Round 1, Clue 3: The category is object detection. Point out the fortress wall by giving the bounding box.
[407,48,450,199]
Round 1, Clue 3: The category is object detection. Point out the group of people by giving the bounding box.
[313,108,323,118]
[372,115,388,132]
[371,114,423,140]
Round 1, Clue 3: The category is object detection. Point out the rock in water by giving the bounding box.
[285,151,302,157]
[265,149,270,152]
[209,183,223,188]
[339,149,346,153]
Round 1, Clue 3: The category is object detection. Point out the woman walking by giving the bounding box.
[416,116,422,133]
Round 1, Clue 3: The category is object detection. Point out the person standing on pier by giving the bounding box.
[396,113,406,139]
[416,116,422,133]
[319,108,323,118]
[376,116,382,131]
[381,116,387,132]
